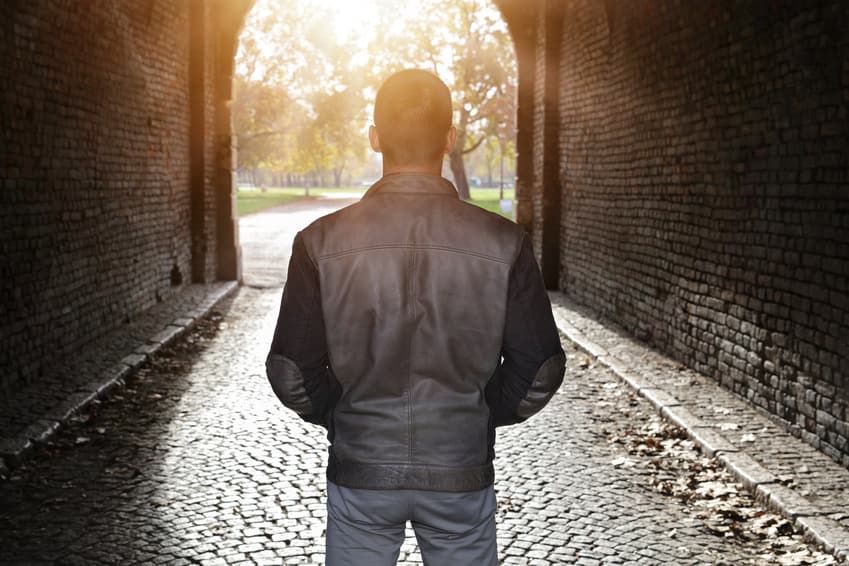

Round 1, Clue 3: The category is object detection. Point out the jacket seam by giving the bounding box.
[511,230,526,267]
[501,231,526,341]
[332,461,491,470]
[407,249,416,463]
[297,231,321,273]
[317,244,512,264]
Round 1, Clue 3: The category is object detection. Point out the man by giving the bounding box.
[266,69,565,565]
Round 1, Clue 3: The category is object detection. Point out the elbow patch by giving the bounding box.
[516,352,566,419]
[266,354,314,415]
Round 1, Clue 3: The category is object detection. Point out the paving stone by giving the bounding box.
[134,343,160,356]
[639,388,682,411]
[795,515,849,559]
[121,353,148,368]
[687,426,739,458]
[20,419,61,444]
[42,396,84,425]
[550,291,849,559]
[715,451,778,489]
[596,355,652,392]
[149,325,185,347]
[758,482,844,518]
[0,203,843,565]
[660,405,706,431]
[0,436,32,466]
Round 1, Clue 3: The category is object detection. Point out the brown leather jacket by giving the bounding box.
[267,173,565,492]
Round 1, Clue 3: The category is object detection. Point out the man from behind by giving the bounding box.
[266,69,565,565]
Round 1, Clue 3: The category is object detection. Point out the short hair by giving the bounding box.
[374,70,453,165]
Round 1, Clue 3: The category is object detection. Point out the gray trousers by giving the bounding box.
[325,481,498,566]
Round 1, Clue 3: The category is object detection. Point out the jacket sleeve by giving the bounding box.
[486,233,566,427]
[266,232,340,427]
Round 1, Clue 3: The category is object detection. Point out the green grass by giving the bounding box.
[469,188,516,219]
[237,192,306,216]
[236,186,516,218]
[470,198,511,217]
[237,187,366,216]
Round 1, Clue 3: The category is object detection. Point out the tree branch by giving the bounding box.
[238,129,289,141]
[462,135,486,155]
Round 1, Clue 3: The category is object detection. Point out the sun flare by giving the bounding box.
[318,0,380,45]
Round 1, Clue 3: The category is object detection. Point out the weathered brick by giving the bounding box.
[1,1,240,395]
[521,0,849,465]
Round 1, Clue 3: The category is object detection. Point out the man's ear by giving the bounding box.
[444,126,457,154]
[369,125,382,153]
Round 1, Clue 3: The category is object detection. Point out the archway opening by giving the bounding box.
[231,0,519,219]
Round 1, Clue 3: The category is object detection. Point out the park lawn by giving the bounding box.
[256,187,368,198]
[237,187,366,216]
[469,187,516,219]
[237,186,516,218]
[237,191,306,217]
[470,198,510,217]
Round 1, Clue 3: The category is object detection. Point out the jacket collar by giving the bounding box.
[363,173,459,199]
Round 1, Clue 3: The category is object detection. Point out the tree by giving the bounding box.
[368,0,517,200]
[232,79,300,181]
[312,89,368,187]
[233,0,516,197]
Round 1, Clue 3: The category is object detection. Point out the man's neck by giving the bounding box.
[382,162,443,177]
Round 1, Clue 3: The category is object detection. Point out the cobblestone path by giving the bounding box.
[0,200,835,565]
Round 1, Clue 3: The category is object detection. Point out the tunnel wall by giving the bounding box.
[548,0,849,465]
[0,1,233,394]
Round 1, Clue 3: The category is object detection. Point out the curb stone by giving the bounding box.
[0,281,239,474]
[715,451,777,489]
[550,294,848,560]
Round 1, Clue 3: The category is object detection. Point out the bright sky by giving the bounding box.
[238,0,510,108]
[317,0,379,45]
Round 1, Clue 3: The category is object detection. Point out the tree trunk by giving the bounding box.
[499,142,505,200]
[451,108,472,200]
[333,165,344,188]
[449,150,471,200]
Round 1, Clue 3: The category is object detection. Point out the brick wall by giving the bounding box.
[501,0,537,234]
[0,1,236,394]
[549,0,849,466]
[530,9,547,260]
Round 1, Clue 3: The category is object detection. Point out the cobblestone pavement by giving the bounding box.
[0,200,840,565]
[239,197,358,288]
[550,294,849,553]
[0,281,235,468]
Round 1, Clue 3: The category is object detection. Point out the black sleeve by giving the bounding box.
[266,232,339,427]
[486,234,566,427]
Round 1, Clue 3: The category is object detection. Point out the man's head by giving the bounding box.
[370,69,456,173]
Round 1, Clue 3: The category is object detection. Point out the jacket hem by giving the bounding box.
[327,454,494,492]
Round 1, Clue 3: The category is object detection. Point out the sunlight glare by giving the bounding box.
[318,0,379,47]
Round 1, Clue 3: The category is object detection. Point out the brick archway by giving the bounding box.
[191,0,255,283]
[212,0,550,281]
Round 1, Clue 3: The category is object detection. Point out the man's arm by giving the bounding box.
[486,234,566,427]
[266,232,339,427]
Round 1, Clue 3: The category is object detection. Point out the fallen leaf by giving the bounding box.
[611,457,636,468]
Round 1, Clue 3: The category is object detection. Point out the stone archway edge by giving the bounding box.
[0,281,240,478]
[548,292,849,560]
